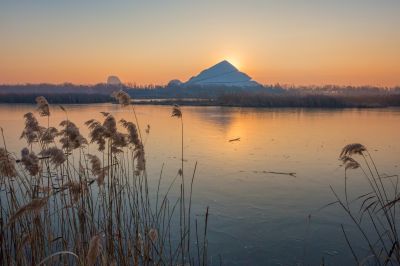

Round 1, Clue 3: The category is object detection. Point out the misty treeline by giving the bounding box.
[0,83,279,100]
[1,83,400,107]
[0,94,112,104]
[215,93,400,108]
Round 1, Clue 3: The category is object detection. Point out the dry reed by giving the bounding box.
[20,148,40,176]
[86,234,102,265]
[7,197,48,226]
[0,95,209,265]
[329,143,400,264]
[0,147,17,177]
[35,96,50,117]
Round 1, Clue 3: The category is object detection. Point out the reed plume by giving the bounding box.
[7,197,48,225]
[111,131,128,154]
[134,143,145,173]
[103,114,117,137]
[339,155,360,170]
[87,114,128,153]
[172,104,182,118]
[40,127,58,144]
[20,112,44,145]
[35,96,50,117]
[62,180,87,202]
[85,119,107,151]
[0,147,17,177]
[340,143,366,158]
[112,90,131,106]
[59,120,87,151]
[86,234,102,266]
[21,148,40,176]
[39,147,66,166]
[120,119,140,146]
[87,154,107,186]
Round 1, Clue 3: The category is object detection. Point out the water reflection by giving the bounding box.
[0,104,400,265]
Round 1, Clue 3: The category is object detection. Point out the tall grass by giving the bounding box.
[0,93,209,265]
[332,143,400,265]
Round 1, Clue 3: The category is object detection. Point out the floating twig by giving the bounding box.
[262,170,296,177]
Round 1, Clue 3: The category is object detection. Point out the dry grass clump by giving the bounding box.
[0,95,209,265]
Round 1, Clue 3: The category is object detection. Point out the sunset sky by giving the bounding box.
[1,0,399,86]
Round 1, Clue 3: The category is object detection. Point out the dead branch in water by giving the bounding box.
[260,170,296,177]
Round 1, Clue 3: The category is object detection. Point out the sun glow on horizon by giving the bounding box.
[0,1,399,86]
[223,56,242,70]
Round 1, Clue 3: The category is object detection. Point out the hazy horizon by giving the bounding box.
[1,58,400,88]
[1,0,400,86]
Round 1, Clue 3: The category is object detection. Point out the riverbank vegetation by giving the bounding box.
[0,93,208,265]
[330,144,400,264]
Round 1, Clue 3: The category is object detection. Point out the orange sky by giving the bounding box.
[1,1,399,86]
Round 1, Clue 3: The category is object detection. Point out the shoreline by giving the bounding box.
[0,99,397,109]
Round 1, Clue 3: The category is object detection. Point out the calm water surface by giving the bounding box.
[1,104,399,265]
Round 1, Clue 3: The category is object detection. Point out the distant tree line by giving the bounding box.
[1,83,399,107]
[216,92,400,108]
[0,93,112,104]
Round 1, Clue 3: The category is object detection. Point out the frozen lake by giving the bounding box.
[1,104,399,265]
